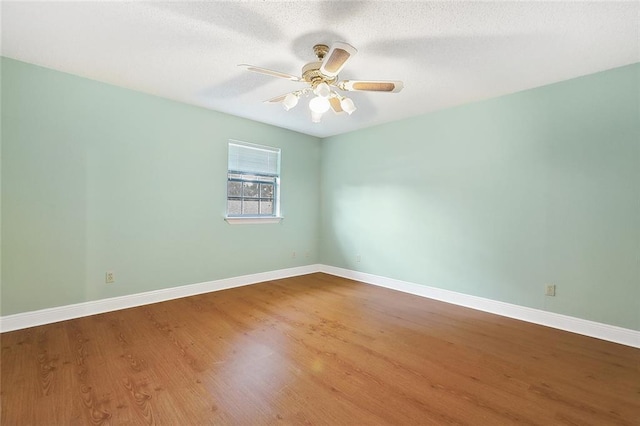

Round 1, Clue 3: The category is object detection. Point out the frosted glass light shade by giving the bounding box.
[282,93,299,110]
[340,97,357,115]
[313,82,331,98]
[309,96,330,113]
[311,111,323,123]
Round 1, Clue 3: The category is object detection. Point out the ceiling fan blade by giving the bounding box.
[264,93,290,103]
[338,80,404,93]
[319,42,357,77]
[264,87,312,104]
[329,97,344,113]
[238,64,301,81]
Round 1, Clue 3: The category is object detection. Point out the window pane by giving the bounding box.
[227,141,281,218]
[227,181,242,197]
[260,183,273,199]
[227,200,242,215]
[260,201,273,215]
[243,182,259,198]
[243,200,259,214]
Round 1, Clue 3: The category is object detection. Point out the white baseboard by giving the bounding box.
[0,264,322,333]
[2,264,638,349]
[320,265,640,349]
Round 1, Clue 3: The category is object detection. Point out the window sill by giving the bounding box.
[224,216,283,225]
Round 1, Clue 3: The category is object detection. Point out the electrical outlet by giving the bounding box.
[106,271,115,284]
[545,284,556,296]
[356,254,361,263]
[291,251,297,259]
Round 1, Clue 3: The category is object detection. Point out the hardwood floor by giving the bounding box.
[1,273,639,425]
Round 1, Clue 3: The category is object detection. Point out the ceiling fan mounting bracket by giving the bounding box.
[313,44,329,60]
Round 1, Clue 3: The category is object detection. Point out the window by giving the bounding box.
[226,140,281,223]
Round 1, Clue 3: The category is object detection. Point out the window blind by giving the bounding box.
[228,141,280,176]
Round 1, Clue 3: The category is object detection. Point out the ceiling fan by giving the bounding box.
[239,42,403,123]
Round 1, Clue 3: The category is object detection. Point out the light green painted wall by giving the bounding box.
[320,63,640,330]
[3,57,639,331]
[1,57,321,316]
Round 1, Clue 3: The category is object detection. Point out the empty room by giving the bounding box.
[1,1,639,425]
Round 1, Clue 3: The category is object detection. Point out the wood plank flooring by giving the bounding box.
[1,273,639,425]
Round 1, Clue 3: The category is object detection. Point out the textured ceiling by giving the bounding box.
[2,1,639,138]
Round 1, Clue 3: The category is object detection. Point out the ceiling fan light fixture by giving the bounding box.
[309,96,330,114]
[242,41,403,123]
[340,97,357,115]
[282,92,299,111]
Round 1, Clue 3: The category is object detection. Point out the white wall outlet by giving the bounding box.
[291,251,296,259]
[106,271,115,284]
[545,284,556,296]
[356,254,361,263]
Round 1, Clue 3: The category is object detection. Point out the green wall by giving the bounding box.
[321,63,640,330]
[2,57,639,331]
[1,57,321,316]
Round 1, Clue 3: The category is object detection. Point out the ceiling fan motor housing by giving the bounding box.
[302,61,337,86]
[301,44,338,87]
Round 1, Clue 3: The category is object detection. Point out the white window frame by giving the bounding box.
[224,140,283,224]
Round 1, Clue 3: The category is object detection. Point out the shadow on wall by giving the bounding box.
[323,181,547,306]
[325,184,475,283]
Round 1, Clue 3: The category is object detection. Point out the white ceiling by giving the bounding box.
[2,1,639,138]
